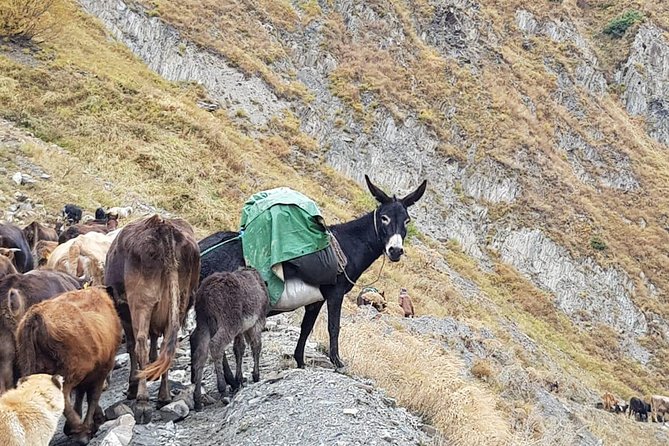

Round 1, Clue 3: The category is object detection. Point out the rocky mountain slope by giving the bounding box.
[2,0,669,444]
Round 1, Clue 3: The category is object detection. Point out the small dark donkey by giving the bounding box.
[190,269,268,410]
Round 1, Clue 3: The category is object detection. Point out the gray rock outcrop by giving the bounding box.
[615,23,669,146]
[78,0,287,126]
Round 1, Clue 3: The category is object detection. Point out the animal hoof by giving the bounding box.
[334,365,349,375]
[133,401,153,425]
[73,433,91,445]
[156,398,172,409]
[252,372,260,383]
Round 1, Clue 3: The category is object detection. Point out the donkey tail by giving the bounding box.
[138,228,180,381]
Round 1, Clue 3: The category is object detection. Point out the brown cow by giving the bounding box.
[17,287,122,444]
[650,394,669,423]
[58,223,110,244]
[105,215,200,423]
[0,249,17,280]
[22,221,58,252]
[34,240,58,268]
[398,287,415,318]
[0,270,81,394]
[602,392,616,412]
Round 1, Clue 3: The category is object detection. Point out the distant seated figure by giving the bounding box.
[356,287,386,312]
[398,287,414,318]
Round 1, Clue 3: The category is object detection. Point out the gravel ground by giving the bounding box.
[50,314,432,446]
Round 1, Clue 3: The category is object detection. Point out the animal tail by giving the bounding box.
[76,243,104,286]
[138,226,180,381]
[67,242,82,278]
[16,311,54,376]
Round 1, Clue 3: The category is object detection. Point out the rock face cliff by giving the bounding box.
[79,0,669,370]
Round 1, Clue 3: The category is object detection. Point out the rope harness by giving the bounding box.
[199,233,242,258]
[332,207,386,288]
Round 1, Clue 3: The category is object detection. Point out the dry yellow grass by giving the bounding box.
[314,317,516,446]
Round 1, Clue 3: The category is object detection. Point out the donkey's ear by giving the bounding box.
[401,180,427,208]
[365,175,392,204]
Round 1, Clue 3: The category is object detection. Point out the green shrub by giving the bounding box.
[590,236,607,251]
[603,10,643,38]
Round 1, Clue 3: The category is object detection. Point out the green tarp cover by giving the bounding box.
[240,187,330,305]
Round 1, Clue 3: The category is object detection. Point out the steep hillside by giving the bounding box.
[2,0,669,445]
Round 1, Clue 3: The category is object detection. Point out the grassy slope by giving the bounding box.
[1,0,668,445]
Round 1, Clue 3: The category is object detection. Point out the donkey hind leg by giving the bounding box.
[209,330,234,399]
[232,334,246,390]
[222,352,236,388]
[131,307,153,425]
[294,301,325,369]
[245,321,264,383]
[121,317,139,400]
[149,332,159,362]
[157,369,171,408]
[190,323,210,411]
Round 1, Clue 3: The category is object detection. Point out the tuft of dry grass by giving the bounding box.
[471,359,496,382]
[314,317,517,446]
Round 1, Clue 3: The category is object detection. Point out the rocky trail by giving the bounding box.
[49,313,433,446]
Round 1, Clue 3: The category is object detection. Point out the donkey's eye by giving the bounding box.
[381,215,391,225]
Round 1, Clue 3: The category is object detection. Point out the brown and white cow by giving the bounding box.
[602,392,616,412]
[105,215,200,424]
[46,231,120,286]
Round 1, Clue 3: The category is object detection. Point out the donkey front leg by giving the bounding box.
[294,301,324,369]
[326,294,346,371]
[190,324,210,411]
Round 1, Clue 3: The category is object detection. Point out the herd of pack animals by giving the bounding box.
[0,175,667,445]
